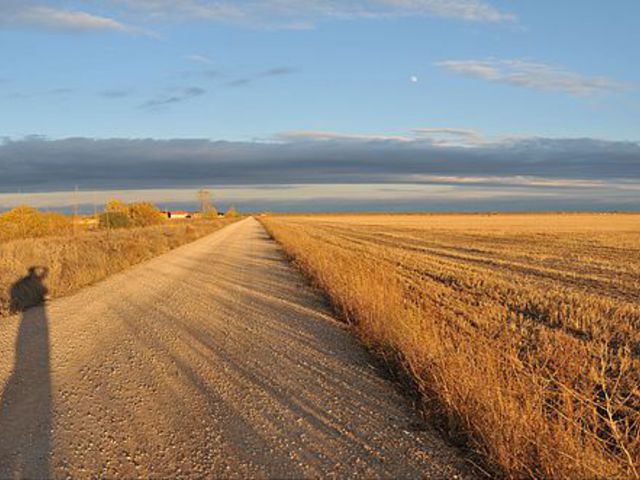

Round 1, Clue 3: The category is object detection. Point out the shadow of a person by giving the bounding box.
[0,266,52,478]
[9,266,51,314]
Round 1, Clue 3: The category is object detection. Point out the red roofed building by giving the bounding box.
[163,210,192,219]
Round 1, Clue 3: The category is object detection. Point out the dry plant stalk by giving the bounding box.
[260,213,640,479]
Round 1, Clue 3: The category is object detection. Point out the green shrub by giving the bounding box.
[98,211,131,229]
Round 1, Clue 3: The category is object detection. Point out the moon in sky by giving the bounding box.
[410,75,419,83]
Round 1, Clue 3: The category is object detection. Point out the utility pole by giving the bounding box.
[73,185,79,236]
[105,200,111,246]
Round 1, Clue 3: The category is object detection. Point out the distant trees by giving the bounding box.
[99,200,165,229]
[1,197,232,242]
[196,190,242,220]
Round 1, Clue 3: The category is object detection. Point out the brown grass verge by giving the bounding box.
[0,218,239,316]
[259,214,640,479]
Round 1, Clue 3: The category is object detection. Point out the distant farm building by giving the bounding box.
[78,217,99,229]
[163,210,193,220]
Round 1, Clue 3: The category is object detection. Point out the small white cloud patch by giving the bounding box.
[436,59,630,96]
[186,54,214,65]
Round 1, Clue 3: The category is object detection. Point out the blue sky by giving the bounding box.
[0,1,639,211]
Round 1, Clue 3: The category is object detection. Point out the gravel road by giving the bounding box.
[0,218,468,478]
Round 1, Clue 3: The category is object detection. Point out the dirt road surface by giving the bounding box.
[0,218,468,478]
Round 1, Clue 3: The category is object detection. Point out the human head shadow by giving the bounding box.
[9,266,50,314]
[0,266,52,478]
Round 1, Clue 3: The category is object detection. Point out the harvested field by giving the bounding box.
[260,213,640,479]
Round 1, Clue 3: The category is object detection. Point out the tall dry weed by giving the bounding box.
[0,219,237,316]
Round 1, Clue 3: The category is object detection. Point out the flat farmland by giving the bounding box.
[260,213,640,479]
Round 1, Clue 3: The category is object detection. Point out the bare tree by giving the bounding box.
[197,189,217,218]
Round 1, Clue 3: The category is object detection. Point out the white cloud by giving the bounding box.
[406,175,606,188]
[436,59,630,96]
[114,0,515,26]
[375,0,514,22]
[412,128,489,147]
[277,127,498,146]
[0,4,133,33]
[0,1,513,34]
[275,130,413,142]
[185,54,214,65]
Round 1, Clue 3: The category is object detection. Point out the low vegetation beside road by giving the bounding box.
[0,206,75,242]
[260,213,640,479]
[0,203,239,316]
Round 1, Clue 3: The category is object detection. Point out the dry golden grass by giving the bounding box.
[260,213,640,479]
[0,206,75,242]
[0,218,238,316]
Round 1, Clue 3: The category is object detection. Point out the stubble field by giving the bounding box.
[260,213,640,479]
